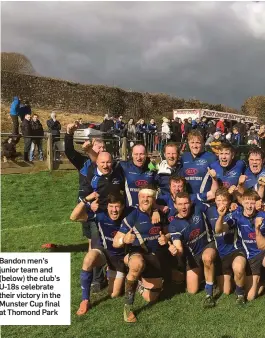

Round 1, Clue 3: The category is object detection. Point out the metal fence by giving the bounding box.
[1,131,257,173]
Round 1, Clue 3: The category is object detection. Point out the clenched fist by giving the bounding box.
[217,205,227,217]
[66,122,79,135]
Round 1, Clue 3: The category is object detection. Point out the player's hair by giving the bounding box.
[164,142,178,153]
[218,142,235,153]
[242,189,260,201]
[175,191,191,202]
[107,193,125,206]
[169,175,186,186]
[187,130,204,142]
[132,143,146,153]
[215,187,231,201]
[248,146,265,161]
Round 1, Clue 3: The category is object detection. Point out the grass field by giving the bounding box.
[1,171,265,338]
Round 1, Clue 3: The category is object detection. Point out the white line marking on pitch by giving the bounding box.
[1,221,74,232]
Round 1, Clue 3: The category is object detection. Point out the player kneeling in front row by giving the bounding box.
[217,190,265,301]
[70,193,128,315]
[208,188,247,304]
[113,187,169,323]
[168,192,217,308]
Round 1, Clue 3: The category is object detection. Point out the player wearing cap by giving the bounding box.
[168,192,217,308]
[70,193,129,315]
[180,130,217,194]
[113,187,169,323]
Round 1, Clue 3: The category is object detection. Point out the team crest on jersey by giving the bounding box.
[228,171,237,177]
[192,215,200,224]
[248,232,256,240]
[149,226,160,235]
[189,229,200,240]
[135,180,148,187]
[196,159,207,165]
[146,171,154,177]
[185,168,198,176]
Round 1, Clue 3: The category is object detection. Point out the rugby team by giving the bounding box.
[65,123,265,323]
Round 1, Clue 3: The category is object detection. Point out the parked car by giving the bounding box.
[74,126,103,144]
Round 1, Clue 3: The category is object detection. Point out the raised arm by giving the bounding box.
[255,217,265,250]
[70,192,99,221]
[215,206,229,233]
[206,168,219,200]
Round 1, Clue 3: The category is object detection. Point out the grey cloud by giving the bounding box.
[1,1,265,108]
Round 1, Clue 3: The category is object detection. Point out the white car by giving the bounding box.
[74,128,103,143]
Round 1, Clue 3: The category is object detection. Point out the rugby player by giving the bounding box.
[217,190,265,301]
[156,143,182,196]
[65,122,106,291]
[209,188,246,304]
[209,142,246,189]
[180,130,217,194]
[70,193,128,315]
[157,169,218,223]
[113,187,168,323]
[237,147,265,199]
[120,144,157,207]
[168,192,217,308]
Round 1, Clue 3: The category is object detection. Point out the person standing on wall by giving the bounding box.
[9,96,20,136]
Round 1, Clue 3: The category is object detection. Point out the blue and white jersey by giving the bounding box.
[210,160,246,188]
[119,208,166,254]
[180,151,217,194]
[119,160,156,207]
[244,166,265,191]
[169,201,213,257]
[206,205,243,258]
[227,209,265,259]
[94,211,127,256]
[157,192,208,223]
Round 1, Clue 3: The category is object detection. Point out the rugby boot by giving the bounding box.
[123,304,137,323]
[76,299,91,316]
[236,295,246,306]
[203,295,216,309]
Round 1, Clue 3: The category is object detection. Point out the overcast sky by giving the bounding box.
[2,1,265,109]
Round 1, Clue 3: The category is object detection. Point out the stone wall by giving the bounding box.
[1,71,238,119]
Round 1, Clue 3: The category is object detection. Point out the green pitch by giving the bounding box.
[1,171,265,338]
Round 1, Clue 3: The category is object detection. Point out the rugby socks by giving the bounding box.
[205,281,214,297]
[80,270,93,300]
[125,278,138,305]
[235,285,245,296]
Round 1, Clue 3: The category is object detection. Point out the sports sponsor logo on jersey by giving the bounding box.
[189,229,200,240]
[168,215,175,222]
[185,168,198,176]
[135,180,148,187]
[248,232,256,240]
[112,179,121,184]
[149,226,161,235]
